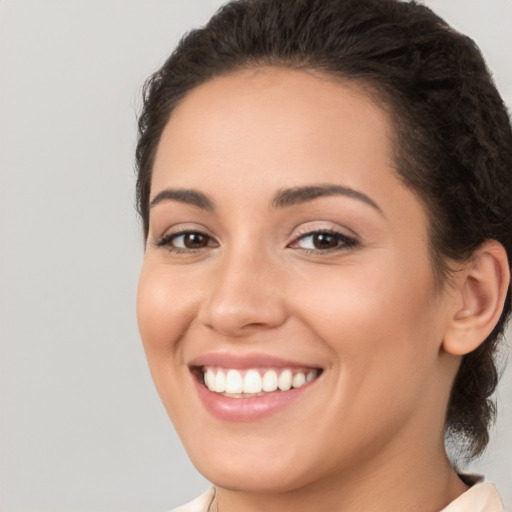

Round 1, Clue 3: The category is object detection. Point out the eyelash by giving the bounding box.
[155,230,217,254]
[290,229,358,254]
[155,228,358,255]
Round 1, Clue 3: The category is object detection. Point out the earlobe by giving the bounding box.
[443,240,510,356]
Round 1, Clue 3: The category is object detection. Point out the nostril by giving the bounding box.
[243,322,267,329]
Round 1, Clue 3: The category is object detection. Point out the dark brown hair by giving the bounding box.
[135,0,512,460]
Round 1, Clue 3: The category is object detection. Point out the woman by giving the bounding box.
[135,0,512,510]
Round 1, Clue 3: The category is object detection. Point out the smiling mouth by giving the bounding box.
[193,366,322,398]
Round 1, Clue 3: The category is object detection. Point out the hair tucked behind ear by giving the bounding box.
[136,0,512,461]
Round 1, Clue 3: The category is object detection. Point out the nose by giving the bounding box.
[198,249,288,338]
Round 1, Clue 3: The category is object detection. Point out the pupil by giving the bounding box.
[185,233,207,248]
[313,233,337,249]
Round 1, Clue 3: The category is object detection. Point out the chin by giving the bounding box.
[194,454,315,494]
[180,424,339,495]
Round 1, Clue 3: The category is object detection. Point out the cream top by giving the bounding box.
[171,482,504,512]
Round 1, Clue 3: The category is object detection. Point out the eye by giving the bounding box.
[156,230,218,253]
[289,229,357,253]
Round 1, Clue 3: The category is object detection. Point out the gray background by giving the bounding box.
[0,1,511,510]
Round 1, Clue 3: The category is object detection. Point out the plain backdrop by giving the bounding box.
[1,1,511,510]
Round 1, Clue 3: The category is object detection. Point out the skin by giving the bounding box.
[137,67,472,511]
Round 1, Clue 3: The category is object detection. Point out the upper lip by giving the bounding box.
[189,352,322,370]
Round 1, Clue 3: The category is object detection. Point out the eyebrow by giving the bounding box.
[271,184,383,215]
[149,183,382,215]
[150,188,215,210]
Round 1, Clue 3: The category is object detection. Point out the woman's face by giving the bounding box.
[137,68,458,492]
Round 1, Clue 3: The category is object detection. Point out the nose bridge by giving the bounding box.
[199,239,286,336]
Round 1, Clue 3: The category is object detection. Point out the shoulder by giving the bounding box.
[170,488,215,512]
[441,480,504,512]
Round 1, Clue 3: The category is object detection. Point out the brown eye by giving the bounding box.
[311,233,339,249]
[182,232,210,249]
[290,229,358,252]
[156,230,218,252]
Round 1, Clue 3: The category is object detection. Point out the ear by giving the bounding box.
[443,240,510,356]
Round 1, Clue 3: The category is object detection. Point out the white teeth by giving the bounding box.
[214,370,226,393]
[278,369,293,391]
[292,372,306,388]
[225,369,243,394]
[204,369,215,391]
[262,369,278,392]
[243,370,262,394]
[202,367,319,395]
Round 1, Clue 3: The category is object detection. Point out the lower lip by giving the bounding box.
[193,374,318,422]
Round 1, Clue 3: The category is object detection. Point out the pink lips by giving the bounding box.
[189,352,322,422]
[189,352,318,370]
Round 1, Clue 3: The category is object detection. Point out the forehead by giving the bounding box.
[152,67,397,198]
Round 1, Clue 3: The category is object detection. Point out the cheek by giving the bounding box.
[136,263,197,358]
[286,261,443,459]
[136,263,200,421]
[290,254,439,384]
